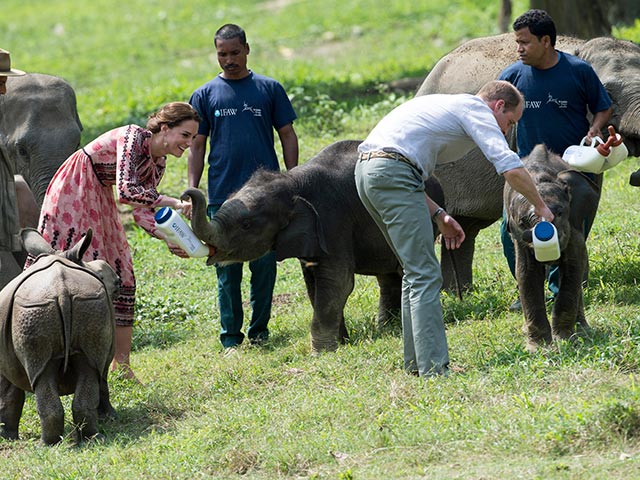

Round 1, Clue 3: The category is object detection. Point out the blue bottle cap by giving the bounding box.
[534,221,554,241]
[154,206,172,224]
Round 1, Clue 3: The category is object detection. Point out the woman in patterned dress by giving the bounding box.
[27,101,201,380]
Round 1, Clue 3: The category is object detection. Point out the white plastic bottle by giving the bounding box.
[154,207,210,258]
[562,136,606,173]
[532,221,560,262]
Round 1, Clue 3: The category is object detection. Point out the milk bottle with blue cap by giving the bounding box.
[154,207,210,257]
[532,221,560,262]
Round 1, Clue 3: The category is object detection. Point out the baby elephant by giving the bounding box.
[504,144,600,351]
[0,228,119,445]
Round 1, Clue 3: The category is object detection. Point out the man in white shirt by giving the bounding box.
[355,80,553,377]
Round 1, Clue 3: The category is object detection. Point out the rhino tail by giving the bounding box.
[59,294,72,374]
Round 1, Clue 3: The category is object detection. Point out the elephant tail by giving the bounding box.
[445,247,464,301]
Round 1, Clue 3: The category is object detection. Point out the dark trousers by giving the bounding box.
[209,205,276,348]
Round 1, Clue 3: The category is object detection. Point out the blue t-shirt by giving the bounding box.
[499,51,612,157]
[189,72,297,204]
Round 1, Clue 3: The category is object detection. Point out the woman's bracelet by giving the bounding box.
[431,207,445,221]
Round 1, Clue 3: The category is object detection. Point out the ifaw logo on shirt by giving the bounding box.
[242,102,262,117]
[215,108,237,117]
[546,93,568,109]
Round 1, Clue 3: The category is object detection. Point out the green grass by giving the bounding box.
[3,0,640,478]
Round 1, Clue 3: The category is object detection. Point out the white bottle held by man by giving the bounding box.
[532,221,560,262]
[154,207,210,258]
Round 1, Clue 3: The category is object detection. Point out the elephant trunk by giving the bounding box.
[181,188,220,246]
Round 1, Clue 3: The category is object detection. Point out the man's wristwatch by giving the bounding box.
[431,207,445,221]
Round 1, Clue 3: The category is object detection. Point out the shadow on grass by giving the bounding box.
[92,390,186,447]
[473,322,639,373]
[588,255,640,305]
[441,288,512,325]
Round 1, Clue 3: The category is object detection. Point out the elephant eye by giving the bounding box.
[241,219,251,231]
[14,140,29,158]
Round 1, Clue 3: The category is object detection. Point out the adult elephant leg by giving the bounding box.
[34,361,65,445]
[0,375,25,440]
[441,216,495,293]
[375,272,402,328]
[306,261,354,353]
[0,252,22,290]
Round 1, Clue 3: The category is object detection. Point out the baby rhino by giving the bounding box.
[0,228,119,445]
[504,144,600,352]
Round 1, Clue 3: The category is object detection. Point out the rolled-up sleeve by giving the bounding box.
[460,105,523,174]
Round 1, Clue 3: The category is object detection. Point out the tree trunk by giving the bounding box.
[529,0,611,38]
[499,0,512,32]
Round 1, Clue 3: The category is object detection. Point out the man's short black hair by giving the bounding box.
[513,9,556,47]
[214,24,247,47]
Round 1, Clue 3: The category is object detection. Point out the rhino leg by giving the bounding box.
[98,375,117,420]
[34,361,65,445]
[0,375,25,440]
[70,356,102,442]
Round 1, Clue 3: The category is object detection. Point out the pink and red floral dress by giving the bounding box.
[29,124,171,326]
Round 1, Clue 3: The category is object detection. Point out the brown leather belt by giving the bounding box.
[358,150,419,171]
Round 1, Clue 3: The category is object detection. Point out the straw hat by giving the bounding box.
[0,49,25,76]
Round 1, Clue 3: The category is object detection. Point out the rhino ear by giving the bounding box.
[20,228,55,256]
[275,196,328,261]
[65,228,94,264]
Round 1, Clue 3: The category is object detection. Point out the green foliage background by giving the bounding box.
[3,0,640,478]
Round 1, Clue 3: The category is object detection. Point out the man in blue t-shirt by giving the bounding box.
[188,24,298,349]
[498,9,612,310]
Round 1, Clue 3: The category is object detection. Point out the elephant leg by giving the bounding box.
[301,262,316,307]
[516,246,551,351]
[33,361,65,445]
[305,263,354,353]
[70,356,102,442]
[375,272,402,328]
[575,293,590,333]
[551,246,586,340]
[0,251,22,291]
[0,374,25,440]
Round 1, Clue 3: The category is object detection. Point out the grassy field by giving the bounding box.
[3,0,640,478]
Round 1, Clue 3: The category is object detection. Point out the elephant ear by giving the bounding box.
[20,228,55,257]
[557,170,601,230]
[274,196,329,261]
